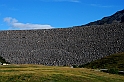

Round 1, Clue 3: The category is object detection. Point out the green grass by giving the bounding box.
[82,52,124,71]
[0,64,124,82]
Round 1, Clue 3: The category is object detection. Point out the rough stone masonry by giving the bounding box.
[0,23,124,66]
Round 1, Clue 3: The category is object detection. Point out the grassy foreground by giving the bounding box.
[0,64,124,82]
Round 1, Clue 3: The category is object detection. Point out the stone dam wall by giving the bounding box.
[0,23,124,66]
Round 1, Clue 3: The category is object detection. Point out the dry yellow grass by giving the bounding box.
[0,64,124,82]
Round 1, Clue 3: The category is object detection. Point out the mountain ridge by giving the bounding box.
[82,9,124,26]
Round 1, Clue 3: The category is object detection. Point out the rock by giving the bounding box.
[0,23,123,66]
[83,9,124,26]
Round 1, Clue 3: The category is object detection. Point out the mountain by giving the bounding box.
[0,23,123,66]
[83,9,124,26]
[0,10,124,66]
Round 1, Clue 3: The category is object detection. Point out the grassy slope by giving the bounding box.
[0,64,124,82]
[82,52,124,70]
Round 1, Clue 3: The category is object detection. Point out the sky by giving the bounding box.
[0,0,124,30]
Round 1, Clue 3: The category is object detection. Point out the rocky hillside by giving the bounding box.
[83,9,124,26]
[0,23,124,66]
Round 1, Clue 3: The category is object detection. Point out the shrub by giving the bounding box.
[78,65,83,68]
[108,68,119,74]
[72,65,78,68]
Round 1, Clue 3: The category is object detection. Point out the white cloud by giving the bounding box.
[40,0,80,3]
[4,17,18,23]
[71,0,80,2]
[89,4,113,8]
[56,0,80,2]
[4,17,53,30]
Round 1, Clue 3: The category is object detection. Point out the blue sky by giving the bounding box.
[0,0,124,30]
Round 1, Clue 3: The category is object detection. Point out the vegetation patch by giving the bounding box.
[0,56,10,64]
[79,52,124,75]
[0,64,124,82]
